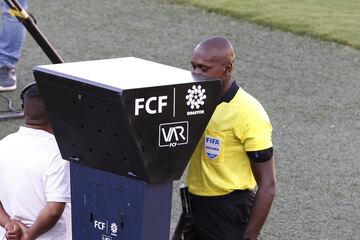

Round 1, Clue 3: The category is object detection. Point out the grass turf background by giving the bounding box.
[169,0,360,49]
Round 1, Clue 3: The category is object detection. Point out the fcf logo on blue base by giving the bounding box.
[205,136,221,160]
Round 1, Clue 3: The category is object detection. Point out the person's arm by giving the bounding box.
[243,157,276,240]
[19,202,65,240]
[0,201,10,228]
[20,151,70,240]
[1,202,23,240]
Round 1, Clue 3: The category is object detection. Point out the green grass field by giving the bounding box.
[169,0,360,49]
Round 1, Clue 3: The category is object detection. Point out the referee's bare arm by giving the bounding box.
[243,157,277,240]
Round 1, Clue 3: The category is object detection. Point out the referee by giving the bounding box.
[176,36,276,240]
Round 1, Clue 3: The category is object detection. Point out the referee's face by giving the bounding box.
[191,48,227,81]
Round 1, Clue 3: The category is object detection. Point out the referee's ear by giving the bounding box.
[224,61,233,73]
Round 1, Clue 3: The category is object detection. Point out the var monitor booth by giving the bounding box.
[33,57,221,240]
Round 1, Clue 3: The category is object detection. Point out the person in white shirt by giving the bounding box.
[0,82,71,240]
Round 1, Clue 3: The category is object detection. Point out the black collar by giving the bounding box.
[219,81,239,104]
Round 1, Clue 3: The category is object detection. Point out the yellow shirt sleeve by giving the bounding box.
[234,97,273,151]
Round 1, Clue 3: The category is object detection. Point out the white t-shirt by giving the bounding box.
[0,127,71,240]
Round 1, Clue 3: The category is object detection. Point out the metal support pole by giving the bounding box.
[4,0,64,64]
[0,0,64,121]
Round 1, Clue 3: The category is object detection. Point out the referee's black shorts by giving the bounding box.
[183,189,255,240]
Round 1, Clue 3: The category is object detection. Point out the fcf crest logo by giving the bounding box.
[205,136,221,160]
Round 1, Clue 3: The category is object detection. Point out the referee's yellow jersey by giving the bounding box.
[187,87,273,196]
